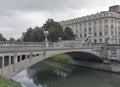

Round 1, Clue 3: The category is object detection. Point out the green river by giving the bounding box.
[12,60,120,87]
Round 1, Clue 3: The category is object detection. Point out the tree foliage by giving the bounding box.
[0,34,7,41]
[42,19,64,42]
[9,37,16,42]
[22,27,44,42]
[63,27,75,40]
[22,19,75,42]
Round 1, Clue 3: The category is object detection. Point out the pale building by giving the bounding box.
[60,5,120,44]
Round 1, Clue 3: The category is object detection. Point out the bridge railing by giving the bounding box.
[0,41,104,52]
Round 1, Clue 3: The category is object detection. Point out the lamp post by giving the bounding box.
[44,31,49,48]
[111,35,115,44]
[105,35,115,44]
[105,36,110,44]
[87,34,91,47]
[58,37,62,47]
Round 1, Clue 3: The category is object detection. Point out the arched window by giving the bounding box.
[94,39,97,43]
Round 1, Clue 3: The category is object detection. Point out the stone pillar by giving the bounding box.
[29,52,33,62]
[13,53,17,72]
[2,56,4,76]
[20,55,22,66]
[25,55,27,64]
[9,56,11,73]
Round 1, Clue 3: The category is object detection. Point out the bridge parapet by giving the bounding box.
[1,41,120,78]
[0,41,103,52]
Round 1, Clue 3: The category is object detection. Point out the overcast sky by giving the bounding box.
[0,0,119,39]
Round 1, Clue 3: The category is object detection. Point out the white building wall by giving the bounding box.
[60,11,120,44]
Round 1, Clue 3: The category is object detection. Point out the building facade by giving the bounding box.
[60,5,120,44]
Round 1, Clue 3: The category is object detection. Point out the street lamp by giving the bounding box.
[87,34,91,46]
[105,35,115,44]
[58,37,62,47]
[105,36,110,44]
[58,37,62,41]
[111,35,115,44]
[44,31,49,48]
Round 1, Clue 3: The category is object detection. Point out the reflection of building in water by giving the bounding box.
[60,5,120,44]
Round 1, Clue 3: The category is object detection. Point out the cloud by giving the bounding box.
[0,0,119,39]
[0,0,110,13]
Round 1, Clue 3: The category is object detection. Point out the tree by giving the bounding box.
[30,27,44,42]
[22,27,44,42]
[9,37,15,42]
[42,19,64,42]
[21,19,75,42]
[63,27,75,40]
[0,34,7,41]
[22,27,33,42]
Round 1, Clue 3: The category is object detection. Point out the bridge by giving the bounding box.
[0,41,120,79]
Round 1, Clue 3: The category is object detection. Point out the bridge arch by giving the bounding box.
[43,50,103,64]
[0,47,103,79]
[44,49,102,62]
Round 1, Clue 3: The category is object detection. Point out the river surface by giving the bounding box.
[12,60,120,87]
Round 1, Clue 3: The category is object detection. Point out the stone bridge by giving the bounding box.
[0,41,120,79]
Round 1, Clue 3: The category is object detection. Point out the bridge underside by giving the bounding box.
[67,52,103,63]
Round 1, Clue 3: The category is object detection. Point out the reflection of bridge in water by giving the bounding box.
[0,41,120,78]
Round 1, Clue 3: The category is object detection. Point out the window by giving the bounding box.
[94,21,97,25]
[104,25,108,30]
[80,28,82,32]
[80,34,82,37]
[94,39,97,43]
[118,21,120,24]
[84,22,86,26]
[119,39,120,44]
[118,26,120,30]
[111,25,114,29]
[111,32,113,35]
[89,28,91,31]
[84,28,87,32]
[104,19,108,23]
[84,33,87,37]
[115,31,117,35]
[115,26,117,30]
[111,19,113,23]
[99,38,102,43]
[105,32,108,36]
[115,38,117,43]
[80,24,82,27]
[76,30,78,33]
[115,20,117,24]
[99,32,102,36]
[94,26,97,31]
[99,20,102,24]
[94,33,97,36]
[89,22,91,26]
[110,13,113,16]
[99,25,102,30]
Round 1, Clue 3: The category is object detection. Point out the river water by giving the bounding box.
[12,60,120,87]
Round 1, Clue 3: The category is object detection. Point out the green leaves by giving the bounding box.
[22,19,75,42]
[0,34,7,41]
[63,27,75,40]
[23,27,44,42]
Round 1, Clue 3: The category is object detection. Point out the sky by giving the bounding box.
[0,0,119,39]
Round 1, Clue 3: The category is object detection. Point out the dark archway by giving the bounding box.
[67,52,103,63]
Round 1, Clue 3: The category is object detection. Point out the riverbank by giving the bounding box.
[50,54,72,62]
[49,54,120,74]
[0,76,22,87]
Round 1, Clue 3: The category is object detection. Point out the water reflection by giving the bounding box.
[12,61,120,87]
